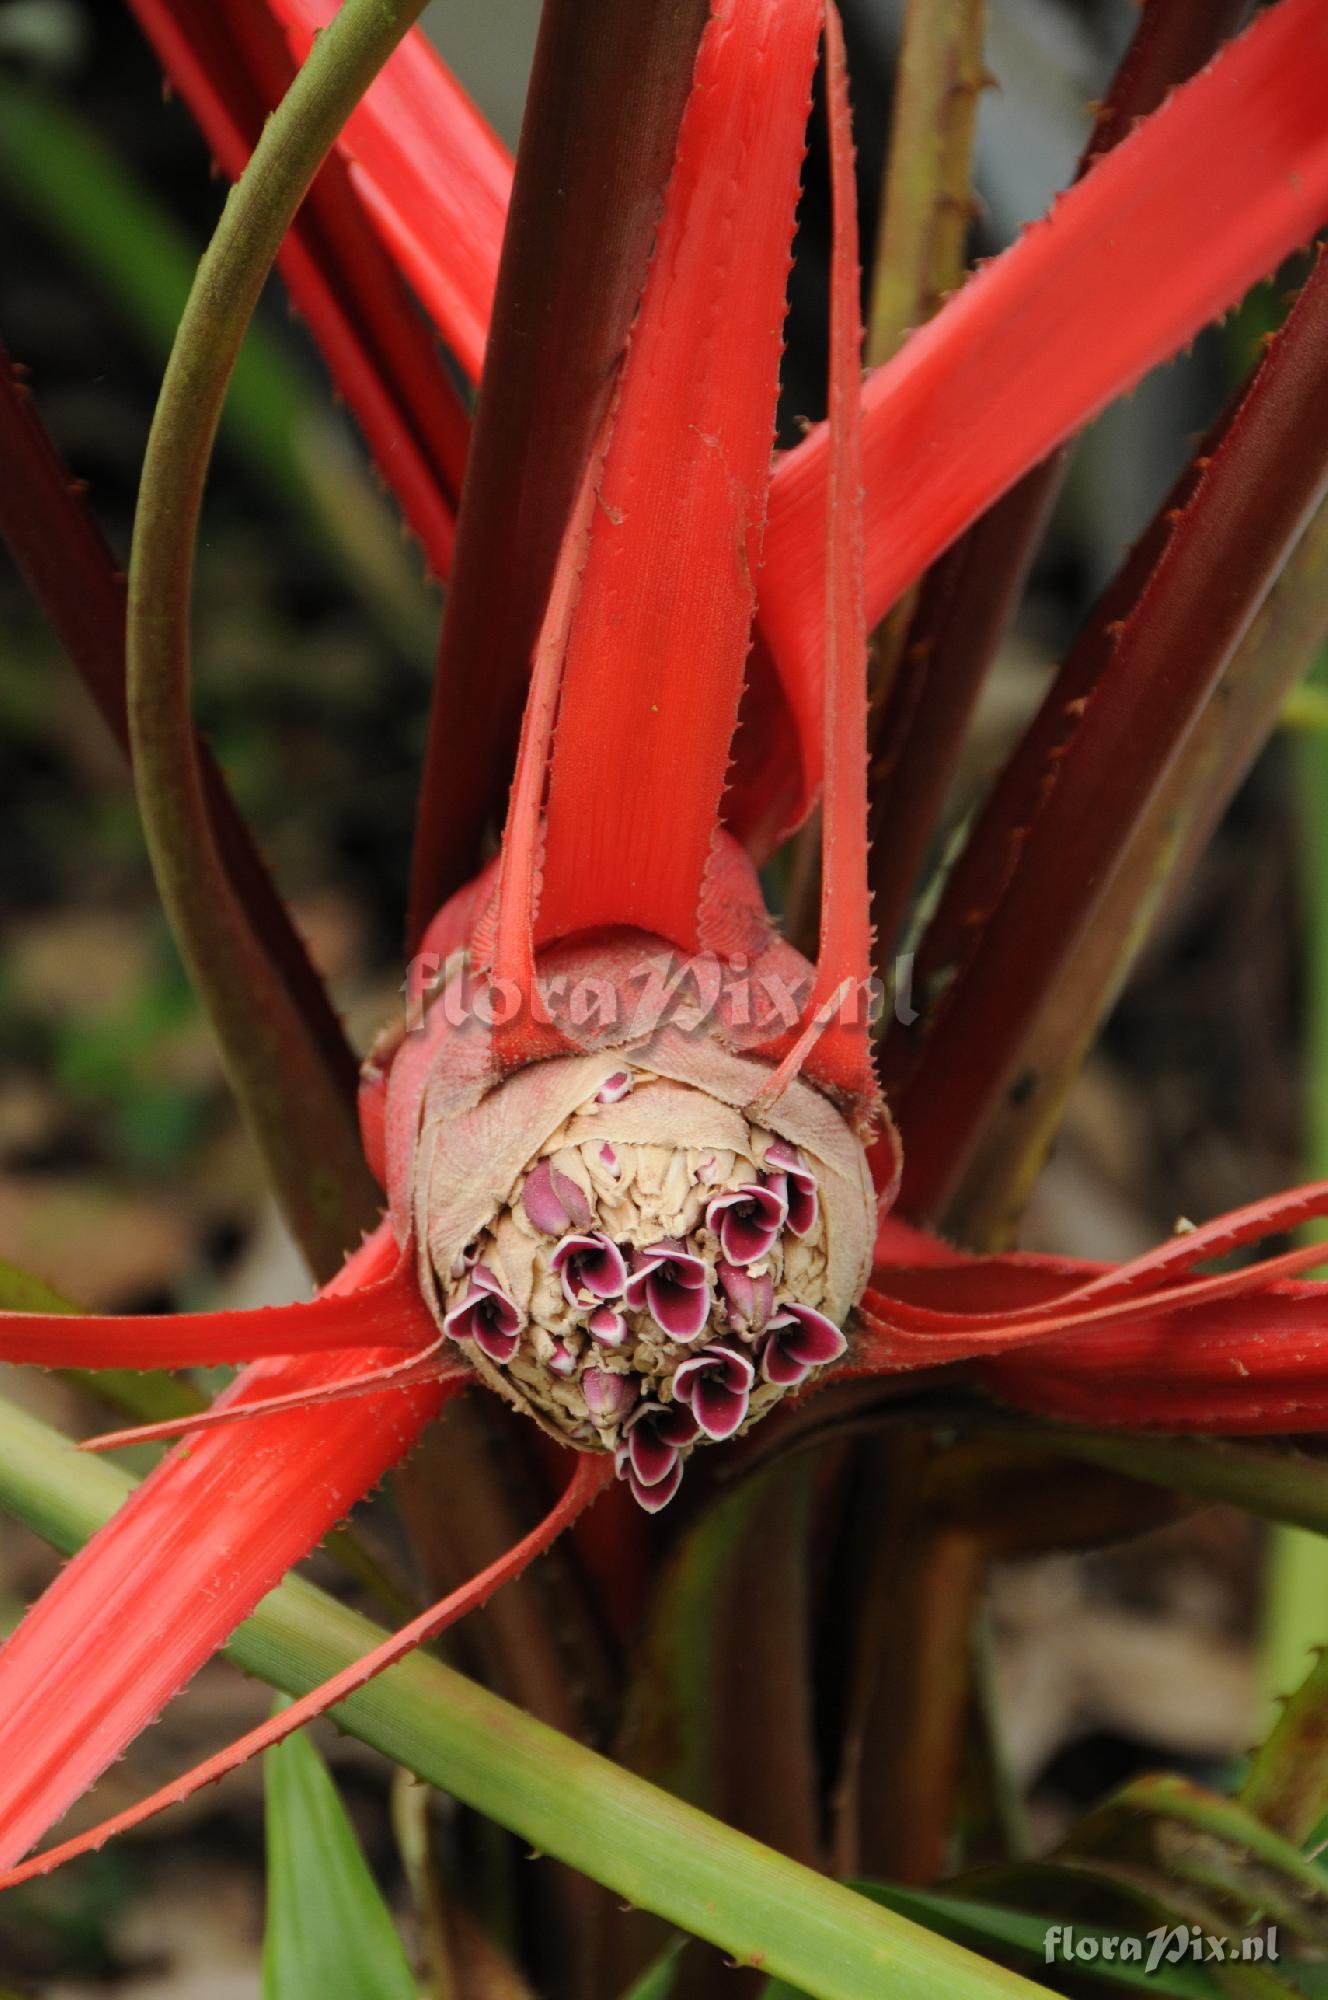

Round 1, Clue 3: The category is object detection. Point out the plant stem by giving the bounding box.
[866,0,985,369]
[126,0,425,1275]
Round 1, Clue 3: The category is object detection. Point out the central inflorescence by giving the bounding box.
[432,1064,865,1509]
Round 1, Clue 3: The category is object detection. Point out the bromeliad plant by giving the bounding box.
[6,0,1328,1990]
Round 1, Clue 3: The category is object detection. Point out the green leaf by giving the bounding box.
[989,1422,1328,1541]
[1282,683,1328,734]
[1084,1774,1328,1900]
[263,1705,417,2000]
[618,1936,687,1998]
[758,1882,1228,1999]
[0,1392,1042,2000]
[1257,674,1328,1744]
[0,1258,76,1315]
[1243,1645,1328,1843]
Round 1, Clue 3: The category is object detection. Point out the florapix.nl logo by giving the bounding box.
[401,945,921,1040]
[1044,1924,1279,1974]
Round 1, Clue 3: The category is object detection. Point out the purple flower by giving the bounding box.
[759,1304,845,1387]
[615,1400,700,1511]
[442,1266,524,1366]
[522,1158,592,1234]
[624,1241,712,1340]
[718,1260,775,1332]
[547,1337,578,1378]
[705,1183,786,1265]
[551,1232,628,1307]
[615,1450,684,1513]
[582,1367,637,1423]
[762,1141,818,1238]
[672,1343,755,1440]
[587,1304,628,1347]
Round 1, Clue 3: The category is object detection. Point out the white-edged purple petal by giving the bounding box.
[705,1183,787,1265]
[596,1070,633,1103]
[551,1232,628,1307]
[622,1238,682,1309]
[625,1242,712,1341]
[588,1304,627,1347]
[443,1266,524,1366]
[615,1446,684,1513]
[672,1343,755,1440]
[630,1456,684,1511]
[522,1157,592,1234]
[762,1141,818,1237]
[624,1400,700,1485]
[718,1261,775,1331]
[547,1337,578,1378]
[583,1367,637,1422]
[759,1304,845,1387]
[599,1143,620,1175]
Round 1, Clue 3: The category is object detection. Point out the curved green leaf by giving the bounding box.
[619,1937,687,1999]
[758,1880,1237,1999]
[125,0,423,1274]
[0,1392,1041,2000]
[1243,1647,1328,1844]
[263,1705,416,2000]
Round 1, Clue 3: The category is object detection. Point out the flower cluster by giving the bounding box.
[437,1067,856,1508]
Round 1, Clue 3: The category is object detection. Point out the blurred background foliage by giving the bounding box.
[0,0,1321,1991]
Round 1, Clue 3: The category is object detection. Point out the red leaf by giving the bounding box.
[0,1454,610,1889]
[129,0,471,574]
[406,0,710,939]
[883,241,1328,1215]
[755,0,873,1103]
[0,1227,460,1868]
[0,1252,434,1367]
[857,1183,1328,1434]
[758,0,1328,814]
[860,0,1246,966]
[264,0,510,385]
[535,0,822,954]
